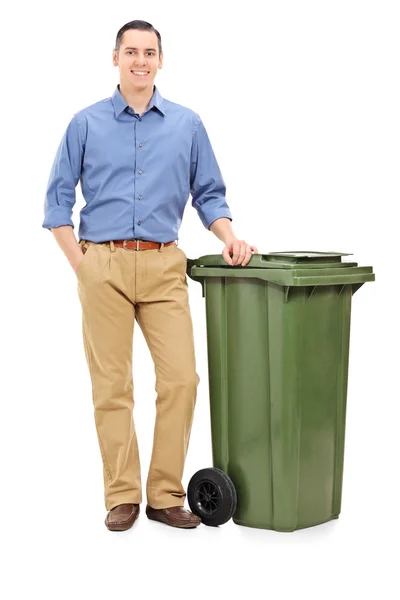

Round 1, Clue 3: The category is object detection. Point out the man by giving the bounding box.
[42,19,258,531]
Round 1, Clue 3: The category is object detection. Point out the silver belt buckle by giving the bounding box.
[136,239,140,251]
[123,240,128,250]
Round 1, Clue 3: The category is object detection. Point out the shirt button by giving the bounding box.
[138,221,142,225]
[138,117,142,121]
[139,143,143,147]
[138,195,142,200]
[138,170,143,174]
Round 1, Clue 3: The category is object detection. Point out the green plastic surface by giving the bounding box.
[190,251,355,270]
[187,251,374,292]
[187,251,375,531]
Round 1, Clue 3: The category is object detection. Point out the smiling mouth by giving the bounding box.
[131,70,150,76]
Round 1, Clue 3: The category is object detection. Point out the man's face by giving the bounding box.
[112,29,163,91]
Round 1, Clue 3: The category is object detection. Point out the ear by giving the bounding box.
[158,52,163,69]
[112,49,118,67]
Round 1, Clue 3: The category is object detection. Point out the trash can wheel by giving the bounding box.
[187,467,237,526]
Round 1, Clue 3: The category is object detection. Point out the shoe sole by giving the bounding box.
[146,513,200,528]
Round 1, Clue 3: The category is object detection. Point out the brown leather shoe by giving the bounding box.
[105,503,140,531]
[146,505,201,528]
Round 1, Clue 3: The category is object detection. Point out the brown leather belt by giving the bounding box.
[111,239,176,251]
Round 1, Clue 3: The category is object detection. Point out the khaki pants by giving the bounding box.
[77,239,200,511]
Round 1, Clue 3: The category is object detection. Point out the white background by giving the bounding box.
[1,0,399,598]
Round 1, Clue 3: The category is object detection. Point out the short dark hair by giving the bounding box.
[115,20,162,56]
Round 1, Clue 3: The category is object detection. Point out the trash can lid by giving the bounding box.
[264,251,352,266]
[267,252,350,258]
[187,251,375,288]
[189,251,355,269]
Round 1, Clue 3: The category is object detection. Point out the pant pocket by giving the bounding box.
[76,242,94,279]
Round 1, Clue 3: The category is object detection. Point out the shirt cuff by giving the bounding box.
[42,206,74,230]
[203,211,233,230]
[207,215,233,230]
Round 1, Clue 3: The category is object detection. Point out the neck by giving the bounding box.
[119,82,155,115]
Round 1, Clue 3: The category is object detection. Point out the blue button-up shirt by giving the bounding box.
[42,84,233,243]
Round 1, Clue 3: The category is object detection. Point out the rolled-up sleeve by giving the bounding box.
[190,115,233,230]
[42,115,84,230]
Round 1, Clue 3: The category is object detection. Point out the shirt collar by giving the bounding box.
[111,84,166,118]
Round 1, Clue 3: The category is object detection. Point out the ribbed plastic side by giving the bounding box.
[203,276,353,531]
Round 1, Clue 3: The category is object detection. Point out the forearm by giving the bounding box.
[209,217,237,245]
[51,225,83,270]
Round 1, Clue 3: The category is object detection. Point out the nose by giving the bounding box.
[133,54,147,66]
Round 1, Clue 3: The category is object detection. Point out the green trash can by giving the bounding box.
[186,251,375,532]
